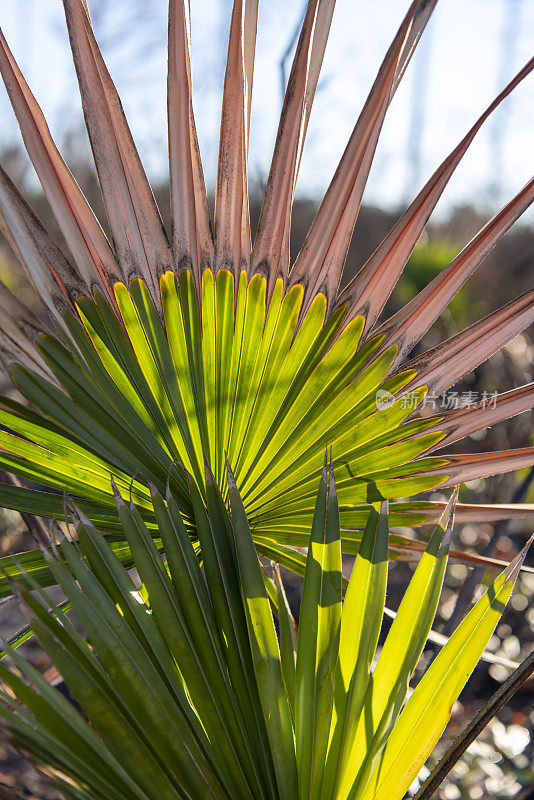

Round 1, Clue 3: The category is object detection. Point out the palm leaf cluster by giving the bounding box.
[0,0,532,796]
[0,468,530,800]
[0,0,532,592]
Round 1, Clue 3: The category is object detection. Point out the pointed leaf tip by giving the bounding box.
[110,476,125,508]
[146,479,160,503]
[328,449,336,499]
[66,500,91,531]
[322,448,329,479]
[203,454,216,486]
[165,479,173,504]
[225,456,238,493]
[440,487,459,551]
[442,486,459,525]
[505,533,534,583]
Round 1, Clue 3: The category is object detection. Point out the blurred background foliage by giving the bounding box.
[0,1,533,798]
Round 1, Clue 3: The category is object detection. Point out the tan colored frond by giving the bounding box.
[63,0,171,300]
[404,288,534,396]
[289,0,436,315]
[391,0,438,93]
[425,384,534,451]
[424,448,534,487]
[0,27,120,301]
[388,543,533,579]
[392,501,534,525]
[214,0,258,279]
[168,0,213,288]
[375,177,534,365]
[336,57,534,333]
[0,281,54,382]
[252,0,335,296]
[0,166,83,318]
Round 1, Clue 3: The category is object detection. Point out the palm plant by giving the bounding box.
[0,465,531,800]
[0,0,532,798]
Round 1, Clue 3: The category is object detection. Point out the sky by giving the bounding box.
[0,0,532,223]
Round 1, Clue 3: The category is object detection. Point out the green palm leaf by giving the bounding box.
[0,463,528,800]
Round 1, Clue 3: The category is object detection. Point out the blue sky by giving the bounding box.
[0,0,533,222]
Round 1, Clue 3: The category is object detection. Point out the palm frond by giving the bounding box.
[0,473,529,800]
[168,0,213,285]
[335,57,533,333]
[63,0,171,299]
[252,0,335,295]
[0,27,120,299]
[289,0,438,314]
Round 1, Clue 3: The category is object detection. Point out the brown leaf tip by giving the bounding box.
[225,454,238,493]
[505,532,534,583]
[67,499,91,531]
[440,486,459,551]
[147,479,160,504]
[328,449,337,500]
[110,476,126,507]
[204,453,216,486]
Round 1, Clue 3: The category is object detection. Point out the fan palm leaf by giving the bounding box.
[0,0,531,592]
[1,464,532,800]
